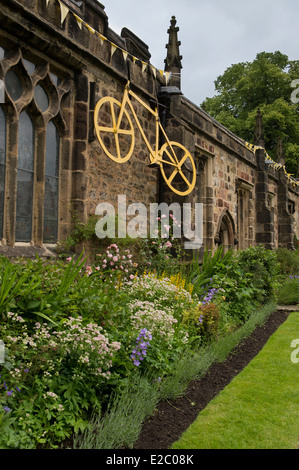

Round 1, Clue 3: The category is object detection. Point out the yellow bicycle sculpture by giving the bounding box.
[94,81,196,196]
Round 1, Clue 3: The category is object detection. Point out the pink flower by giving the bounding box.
[113,256,118,262]
[66,257,72,262]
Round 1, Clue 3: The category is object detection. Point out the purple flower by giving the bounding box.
[131,328,152,366]
[3,406,11,414]
[7,390,13,396]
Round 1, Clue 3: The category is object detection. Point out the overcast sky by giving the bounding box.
[102,0,298,105]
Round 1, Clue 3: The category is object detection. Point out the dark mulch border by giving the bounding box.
[133,309,290,449]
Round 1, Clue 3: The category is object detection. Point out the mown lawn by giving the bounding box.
[172,311,299,449]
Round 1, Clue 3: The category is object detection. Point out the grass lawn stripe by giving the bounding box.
[172,312,299,449]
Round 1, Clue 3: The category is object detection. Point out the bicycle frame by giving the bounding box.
[117,82,179,167]
[94,80,196,196]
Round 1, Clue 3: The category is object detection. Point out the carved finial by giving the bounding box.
[164,16,183,89]
[254,108,265,147]
[276,138,285,165]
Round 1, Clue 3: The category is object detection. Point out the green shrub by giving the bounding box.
[182,301,221,343]
[276,247,299,275]
[276,277,299,305]
[236,245,279,303]
[185,246,234,293]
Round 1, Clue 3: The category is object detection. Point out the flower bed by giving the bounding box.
[0,243,284,448]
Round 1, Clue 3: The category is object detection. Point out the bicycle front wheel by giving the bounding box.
[94,96,135,163]
[159,142,196,196]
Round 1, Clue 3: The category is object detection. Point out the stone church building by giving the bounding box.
[0,0,298,258]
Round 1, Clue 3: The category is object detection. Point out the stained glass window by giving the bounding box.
[16,111,34,241]
[0,107,6,238]
[43,120,59,243]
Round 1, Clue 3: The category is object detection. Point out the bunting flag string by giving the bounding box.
[244,141,299,188]
[47,0,170,84]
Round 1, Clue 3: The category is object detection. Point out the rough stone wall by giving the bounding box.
[0,0,298,258]
[0,0,161,256]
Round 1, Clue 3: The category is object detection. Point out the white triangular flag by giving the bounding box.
[151,66,156,78]
[142,62,147,73]
[98,34,105,46]
[46,0,50,6]
[164,71,171,85]
[58,0,69,25]
[122,50,128,62]
[111,43,117,58]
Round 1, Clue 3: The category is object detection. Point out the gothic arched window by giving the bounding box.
[16,111,34,242]
[44,120,59,243]
[0,45,70,247]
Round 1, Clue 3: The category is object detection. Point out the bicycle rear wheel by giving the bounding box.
[159,142,196,196]
[94,96,135,163]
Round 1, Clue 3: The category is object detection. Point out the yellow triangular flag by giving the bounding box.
[73,13,83,29]
[122,50,128,62]
[86,24,96,34]
[58,0,69,25]
[132,56,137,63]
[46,0,50,6]
[159,69,164,78]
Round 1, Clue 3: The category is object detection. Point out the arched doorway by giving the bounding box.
[215,208,237,252]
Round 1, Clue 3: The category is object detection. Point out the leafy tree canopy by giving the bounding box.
[201,51,299,176]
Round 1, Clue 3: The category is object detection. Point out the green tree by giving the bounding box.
[201,51,299,176]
